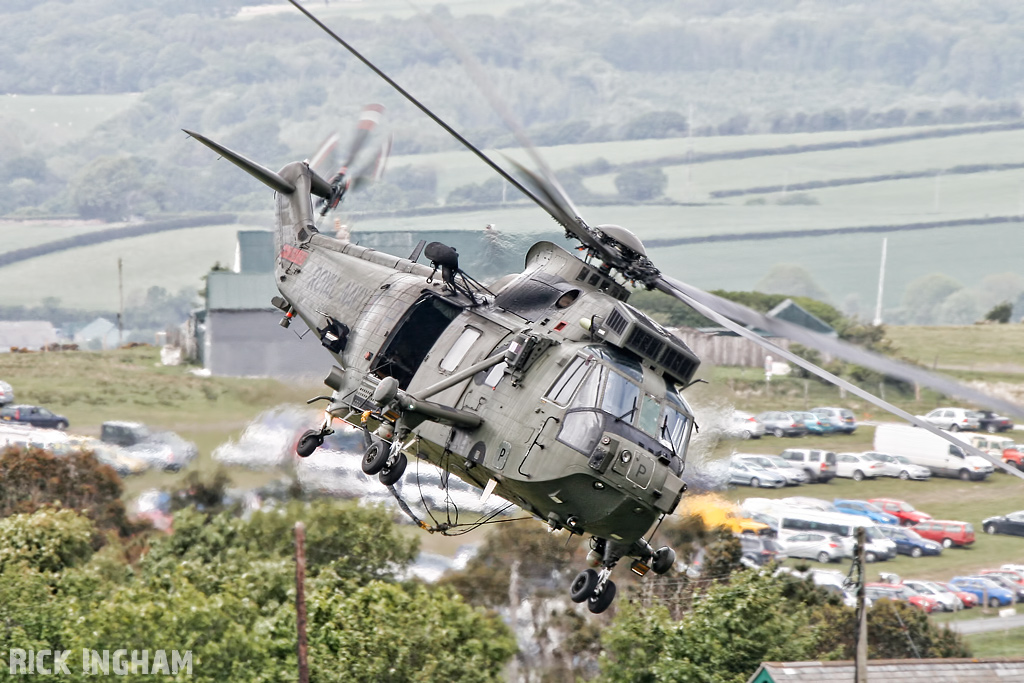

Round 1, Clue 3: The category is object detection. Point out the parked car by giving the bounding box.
[67,435,149,476]
[860,451,929,480]
[912,520,975,548]
[756,411,808,438]
[968,574,1024,603]
[0,404,69,430]
[834,452,884,481]
[779,448,838,483]
[100,421,197,472]
[778,531,850,563]
[867,498,932,526]
[917,407,980,432]
[792,411,832,435]
[981,510,1024,537]
[811,406,857,434]
[727,411,765,440]
[978,570,1024,590]
[833,499,899,526]
[949,577,1015,607]
[864,583,938,612]
[972,410,1014,434]
[0,380,14,406]
[757,506,894,562]
[957,433,1022,470]
[890,454,933,480]
[738,534,786,566]
[934,581,978,609]
[902,580,963,611]
[733,454,808,485]
[878,525,942,558]
[873,424,993,481]
[726,460,786,488]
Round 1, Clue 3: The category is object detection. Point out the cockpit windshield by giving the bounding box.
[548,346,694,466]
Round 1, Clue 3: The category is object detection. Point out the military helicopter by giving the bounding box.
[186,0,1024,614]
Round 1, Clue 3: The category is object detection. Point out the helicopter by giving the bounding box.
[186,0,1024,614]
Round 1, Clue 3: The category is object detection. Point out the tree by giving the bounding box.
[615,167,667,201]
[900,274,963,324]
[983,301,1013,323]
[756,264,831,301]
[0,508,94,573]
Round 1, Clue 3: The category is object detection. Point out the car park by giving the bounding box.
[738,534,786,566]
[726,460,786,488]
[811,406,857,434]
[756,411,808,438]
[778,448,837,483]
[754,506,894,562]
[873,424,993,480]
[912,520,975,548]
[834,452,884,481]
[727,411,765,440]
[972,410,1014,433]
[949,577,1015,607]
[878,525,942,558]
[0,404,69,430]
[917,407,980,432]
[902,580,963,611]
[792,411,832,435]
[969,574,1024,603]
[777,531,850,563]
[0,380,13,406]
[864,583,938,612]
[101,421,197,472]
[733,454,808,485]
[833,499,899,526]
[981,510,1024,537]
[867,498,932,526]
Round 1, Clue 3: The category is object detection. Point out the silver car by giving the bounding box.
[728,411,766,440]
[735,454,808,485]
[917,407,980,432]
[903,580,963,612]
[727,460,786,489]
[780,531,850,563]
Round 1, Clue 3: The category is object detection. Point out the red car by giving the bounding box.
[868,498,933,526]
[865,583,939,613]
[979,569,1024,587]
[934,581,978,609]
[912,520,975,548]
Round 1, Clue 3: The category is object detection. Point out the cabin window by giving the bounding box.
[440,327,481,372]
[637,394,661,436]
[557,410,602,455]
[545,356,590,406]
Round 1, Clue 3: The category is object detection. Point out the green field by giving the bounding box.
[0,93,140,147]
[886,326,1024,374]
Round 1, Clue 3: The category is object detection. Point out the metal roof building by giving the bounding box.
[748,658,1024,683]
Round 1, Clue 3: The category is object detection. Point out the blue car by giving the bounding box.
[948,577,1015,608]
[878,525,942,558]
[833,499,900,526]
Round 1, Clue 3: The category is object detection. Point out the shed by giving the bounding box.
[748,658,1024,683]
[198,231,328,377]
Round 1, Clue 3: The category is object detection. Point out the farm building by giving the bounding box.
[195,230,327,377]
[747,658,1024,682]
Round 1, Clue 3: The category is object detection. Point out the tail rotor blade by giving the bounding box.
[308,132,340,177]
[349,133,392,193]
[340,103,385,173]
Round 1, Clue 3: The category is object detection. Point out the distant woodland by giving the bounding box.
[3,0,1024,219]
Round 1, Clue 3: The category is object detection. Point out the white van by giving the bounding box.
[740,502,895,562]
[873,423,994,481]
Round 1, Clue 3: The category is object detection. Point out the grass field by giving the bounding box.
[886,326,1024,374]
[0,93,140,146]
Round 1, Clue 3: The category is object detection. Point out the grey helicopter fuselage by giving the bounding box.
[272,160,696,546]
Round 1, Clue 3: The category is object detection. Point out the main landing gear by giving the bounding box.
[361,437,408,486]
[568,537,676,614]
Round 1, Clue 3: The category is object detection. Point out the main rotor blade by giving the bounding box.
[654,276,1024,480]
[284,0,559,225]
[417,9,586,224]
[660,275,1024,420]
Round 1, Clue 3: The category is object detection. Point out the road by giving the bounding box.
[946,612,1024,635]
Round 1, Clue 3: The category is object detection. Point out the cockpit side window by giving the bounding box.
[637,394,661,436]
[545,356,590,406]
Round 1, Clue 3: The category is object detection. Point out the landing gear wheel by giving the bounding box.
[378,452,407,486]
[652,547,676,575]
[296,430,324,458]
[361,441,389,475]
[588,580,617,614]
[570,568,600,603]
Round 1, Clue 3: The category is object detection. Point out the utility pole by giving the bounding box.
[873,237,887,326]
[117,257,124,347]
[854,526,868,683]
[295,522,310,683]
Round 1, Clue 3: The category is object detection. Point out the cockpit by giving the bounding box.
[544,345,693,474]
